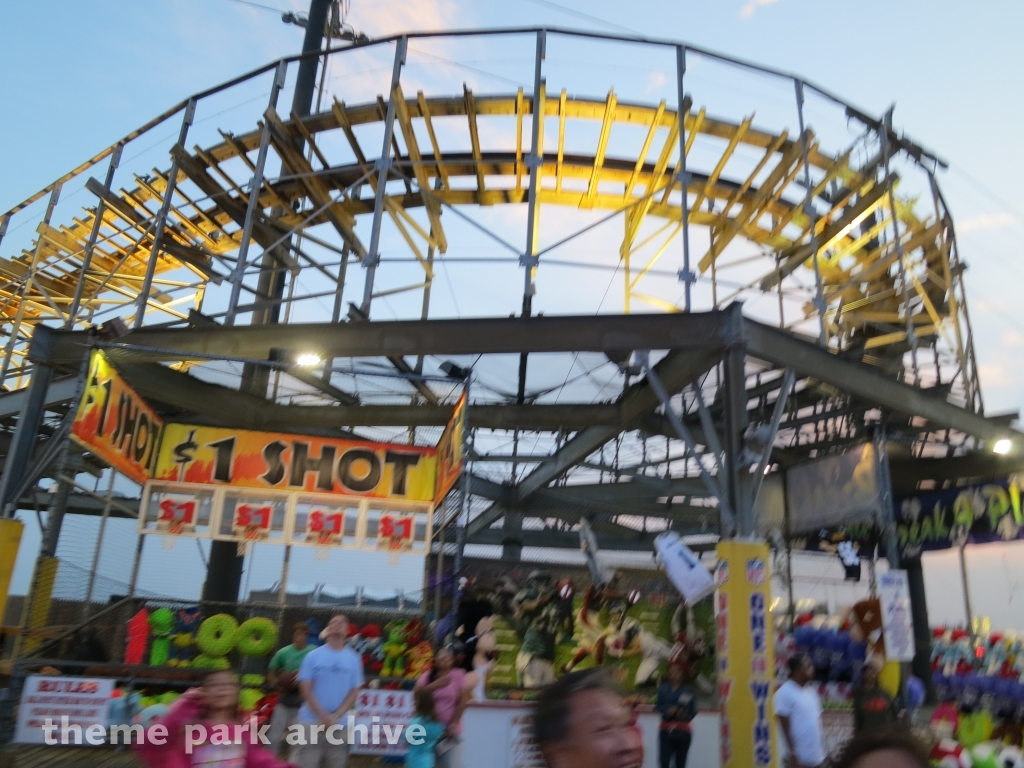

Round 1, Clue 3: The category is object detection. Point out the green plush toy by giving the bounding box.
[236,618,278,657]
[380,621,408,678]
[192,654,231,670]
[148,608,175,667]
[239,688,263,712]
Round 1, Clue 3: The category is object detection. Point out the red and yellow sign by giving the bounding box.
[71,350,164,485]
[154,424,439,502]
[434,391,466,503]
[715,540,776,768]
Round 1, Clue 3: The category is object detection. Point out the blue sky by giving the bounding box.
[2,0,1021,411]
[3,0,1024,619]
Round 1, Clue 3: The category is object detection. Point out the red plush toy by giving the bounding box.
[125,608,150,665]
[929,739,973,768]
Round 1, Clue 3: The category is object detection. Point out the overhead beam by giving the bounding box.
[468,526,717,552]
[50,311,733,366]
[0,375,80,420]
[14,490,139,519]
[467,343,722,537]
[744,319,1010,441]
[111,361,636,431]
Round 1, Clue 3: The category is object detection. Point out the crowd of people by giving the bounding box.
[132,611,913,768]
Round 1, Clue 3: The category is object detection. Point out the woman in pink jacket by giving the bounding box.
[136,669,293,768]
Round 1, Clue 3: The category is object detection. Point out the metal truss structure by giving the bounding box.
[0,27,1013,576]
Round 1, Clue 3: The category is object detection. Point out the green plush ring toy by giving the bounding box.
[192,654,231,670]
[196,614,238,656]
[236,617,278,657]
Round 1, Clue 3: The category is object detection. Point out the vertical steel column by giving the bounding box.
[278,545,291,606]
[875,426,900,568]
[927,174,972,405]
[0,325,55,517]
[128,534,145,598]
[0,184,62,387]
[433,504,446,620]
[521,31,546,309]
[0,214,9,251]
[722,304,751,534]
[676,45,694,312]
[68,144,123,327]
[359,36,408,315]
[82,469,117,619]
[794,80,827,346]
[226,62,289,325]
[41,351,91,559]
[514,31,547,472]
[880,109,920,384]
[133,99,196,330]
[451,377,472,605]
[959,544,974,630]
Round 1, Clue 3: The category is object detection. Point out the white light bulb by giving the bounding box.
[993,438,1012,455]
[296,353,321,366]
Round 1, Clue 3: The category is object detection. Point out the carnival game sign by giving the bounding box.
[715,540,776,768]
[71,350,163,485]
[896,478,1024,557]
[434,391,467,504]
[154,424,438,502]
[15,676,115,745]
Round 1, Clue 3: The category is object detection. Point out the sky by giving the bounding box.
[2,0,1024,627]
[1,0,1021,409]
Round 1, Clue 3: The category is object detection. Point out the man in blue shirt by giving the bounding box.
[292,614,365,768]
[655,662,697,768]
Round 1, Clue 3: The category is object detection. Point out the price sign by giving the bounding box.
[157,498,197,535]
[378,513,414,551]
[232,503,273,540]
[306,508,343,545]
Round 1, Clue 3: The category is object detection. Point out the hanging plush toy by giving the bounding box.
[168,607,202,667]
[380,621,409,678]
[406,642,435,680]
[125,608,150,665]
[148,608,175,667]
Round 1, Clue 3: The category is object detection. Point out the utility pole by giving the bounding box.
[204,0,332,605]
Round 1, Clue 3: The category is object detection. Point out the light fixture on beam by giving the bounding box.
[993,438,1013,455]
[296,353,322,367]
[439,361,471,380]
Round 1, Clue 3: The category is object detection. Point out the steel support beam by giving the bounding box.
[744,320,1009,442]
[0,326,56,517]
[56,310,732,365]
[466,346,721,538]
[469,527,716,552]
[0,375,80,421]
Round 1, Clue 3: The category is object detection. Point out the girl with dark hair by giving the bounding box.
[136,669,292,768]
[405,688,445,768]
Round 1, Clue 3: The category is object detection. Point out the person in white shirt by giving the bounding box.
[293,614,365,768]
[774,654,825,768]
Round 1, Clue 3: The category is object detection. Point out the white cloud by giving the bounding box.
[741,0,782,19]
[348,0,465,38]
[958,211,1018,234]
[979,362,1012,388]
[1003,330,1024,348]
[645,70,667,95]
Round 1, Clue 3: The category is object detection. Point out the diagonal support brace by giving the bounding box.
[640,351,736,535]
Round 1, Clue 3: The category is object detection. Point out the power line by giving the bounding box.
[950,163,1024,230]
[215,0,291,14]
[519,0,641,35]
